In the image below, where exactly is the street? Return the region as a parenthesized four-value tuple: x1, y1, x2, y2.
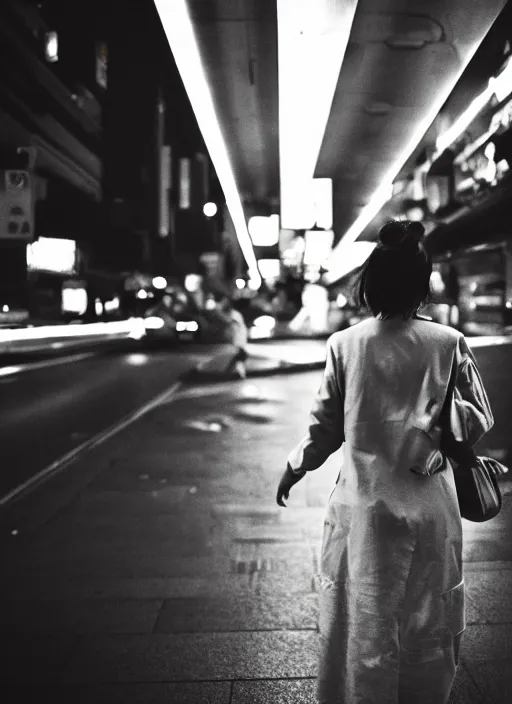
(1, 342, 512, 703)
(0, 344, 224, 501)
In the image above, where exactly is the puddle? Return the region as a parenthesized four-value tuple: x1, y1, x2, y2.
(182, 416, 231, 433)
(183, 420, 222, 433)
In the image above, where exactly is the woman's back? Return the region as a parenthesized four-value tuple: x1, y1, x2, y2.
(334, 318, 460, 510)
(341, 317, 456, 428)
(300, 319, 492, 703)
(280, 220, 495, 704)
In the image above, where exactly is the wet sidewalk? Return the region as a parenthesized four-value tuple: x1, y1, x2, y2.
(189, 338, 327, 382)
(2, 349, 512, 703)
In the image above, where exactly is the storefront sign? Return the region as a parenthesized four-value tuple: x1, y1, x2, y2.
(27, 237, 76, 274)
(453, 96, 512, 203)
(0, 170, 34, 241)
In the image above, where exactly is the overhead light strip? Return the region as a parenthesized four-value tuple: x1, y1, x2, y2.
(326, 25, 508, 282)
(436, 54, 512, 154)
(153, 0, 261, 287)
(277, 0, 359, 230)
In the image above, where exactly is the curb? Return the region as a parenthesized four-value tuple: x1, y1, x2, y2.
(185, 357, 326, 384)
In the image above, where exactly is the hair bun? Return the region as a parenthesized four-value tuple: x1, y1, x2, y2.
(406, 221, 425, 240)
(379, 220, 425, 251)
(379, 221, 407, 247)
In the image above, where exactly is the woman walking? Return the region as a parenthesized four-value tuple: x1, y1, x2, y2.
(276, 220, 494, 704)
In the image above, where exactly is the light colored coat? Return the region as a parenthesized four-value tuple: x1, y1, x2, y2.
(288, 317, 494, 704)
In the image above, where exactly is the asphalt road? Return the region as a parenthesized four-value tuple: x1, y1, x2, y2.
(0, 345, 219, 501)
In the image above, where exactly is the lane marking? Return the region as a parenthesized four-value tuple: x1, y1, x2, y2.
(0, 380, 182, 507)
(0, 318, 145, 344)
(0, 352, 97, 378)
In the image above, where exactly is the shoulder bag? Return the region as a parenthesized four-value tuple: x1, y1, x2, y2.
(439, 358, 506, 522)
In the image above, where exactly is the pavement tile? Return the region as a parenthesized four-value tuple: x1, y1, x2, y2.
(64, 486, 197, 515)
(3, 634, 79, 684)
(3, 357, 512, 699)
(22, 535, 214, 567)
(8, 551, 231, 581)
(37, 510, 212, 545)
(230, 668, 483, 704)
(463, 537, 512, 563)
(463, 561, 512, 572)
(466, 659, 512, 704)
(154, 595, 318, 632)
(231, 678, 317, 703)
(447, 664, 485, 704)
(465, 570, 512, 624)
(63, 631, 319, 683)
(460, 625, 512, 664)
(3, 569, 317, 602)
(231, 523, 308, 544)
(85, 452, 212, 491)
(3, 682, 232, 704)
(0, 598, 163, 634)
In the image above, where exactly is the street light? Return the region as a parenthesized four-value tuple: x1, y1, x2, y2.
(45, 31, 59, 62)
(152, 276, 167, 290)
(203, 202, 218, 217)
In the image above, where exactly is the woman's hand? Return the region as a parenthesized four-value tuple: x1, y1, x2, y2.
(276, 464, 307, 507)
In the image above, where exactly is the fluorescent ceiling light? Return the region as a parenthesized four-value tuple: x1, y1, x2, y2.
(490, 55, 512, 102)
(313, 178, 333, 230)
(436, 90, 492, 154)
(326, 26, 507, 283)
(277, 0, 358, 229)
(153, 0, 261, 288)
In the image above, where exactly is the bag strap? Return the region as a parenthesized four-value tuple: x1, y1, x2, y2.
(438, 351, 478, 467)
(439, 355, 457, 429)
(413, 316, 478, 466)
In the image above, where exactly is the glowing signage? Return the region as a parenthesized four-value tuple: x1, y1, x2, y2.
(248, 215, 280, 246)
(258, 258, 281, 280)
(303, 229, 334, 267)
(27, 237, 77, 275)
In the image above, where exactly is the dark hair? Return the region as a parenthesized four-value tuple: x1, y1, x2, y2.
(356, 219, 432, 319)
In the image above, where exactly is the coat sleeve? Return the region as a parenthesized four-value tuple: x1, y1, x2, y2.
(287, 336, 345, 474)
(450, 335, 494, 447)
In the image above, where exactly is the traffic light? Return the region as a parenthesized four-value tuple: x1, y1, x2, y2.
(0, 170, 34, 241)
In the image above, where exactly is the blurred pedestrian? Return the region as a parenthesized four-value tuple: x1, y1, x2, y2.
(220, 296, 248, 379)
(276, 219, 494, 704)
